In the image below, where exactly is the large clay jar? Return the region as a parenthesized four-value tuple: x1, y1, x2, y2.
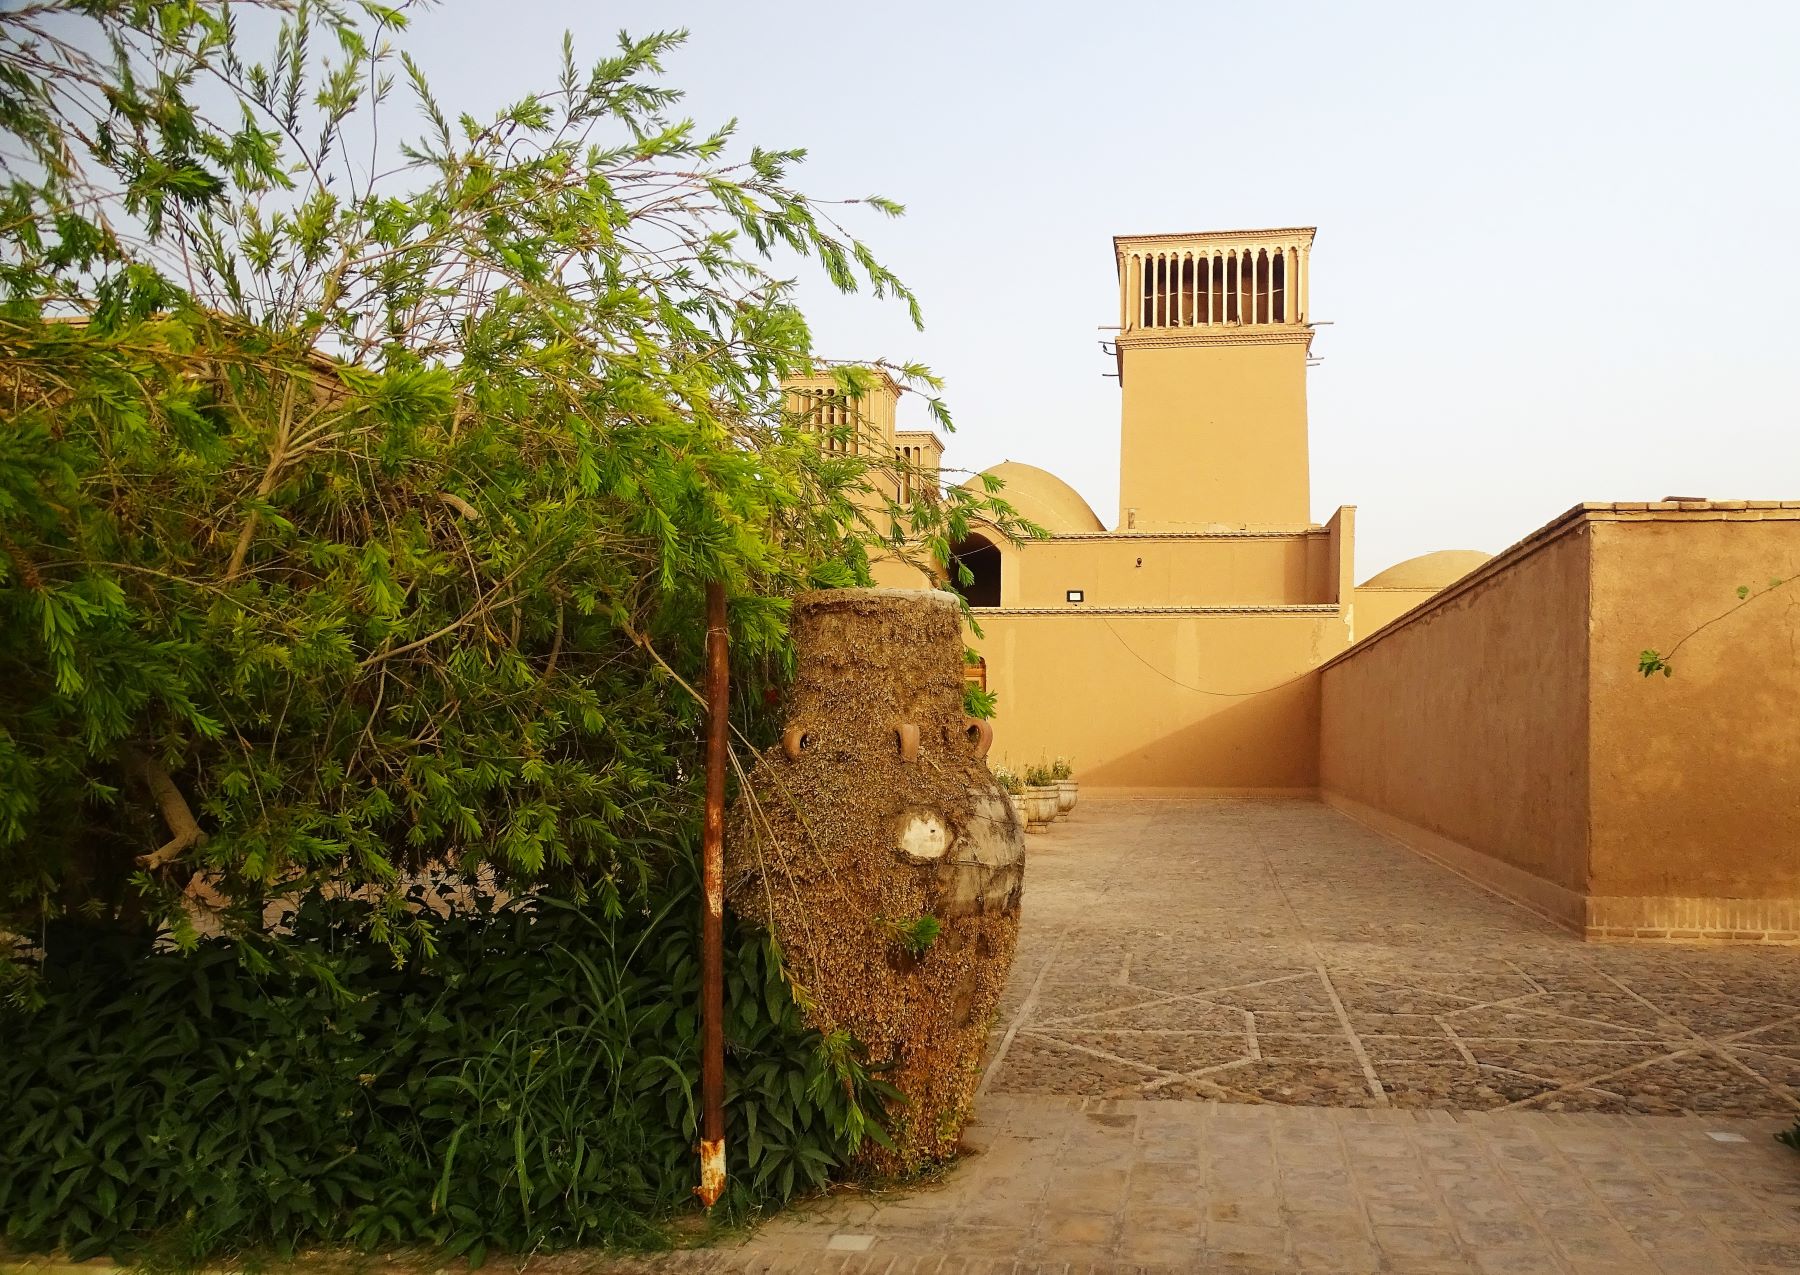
(726, 589, 1024, 1172)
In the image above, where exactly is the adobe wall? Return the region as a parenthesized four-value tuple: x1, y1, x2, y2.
(1117, 341, 1311, 531)
(975, 609, 1344, 791)
(1003, 533, 1332, 609)
(1319, 523, 1593, 924)
(1350, 586, 1442, 639)
(1321, 502, 1800, 942)
(1584, 511, 1800, 937)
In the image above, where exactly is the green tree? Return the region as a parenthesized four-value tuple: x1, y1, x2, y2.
(0, 0, 1023, 977)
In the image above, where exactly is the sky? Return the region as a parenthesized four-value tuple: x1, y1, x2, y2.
(402, 0, 1800, 577)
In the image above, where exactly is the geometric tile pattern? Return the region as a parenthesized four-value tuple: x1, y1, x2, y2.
(621, 798, 1800, 1275)
(984, 798, 1800, 1118)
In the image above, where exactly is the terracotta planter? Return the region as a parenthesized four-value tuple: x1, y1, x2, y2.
(1055, 779, 1078, 814)
(1024, 786, 1058, 830)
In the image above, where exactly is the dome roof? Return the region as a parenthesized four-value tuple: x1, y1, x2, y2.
(959, 461, 1105, 535)
(1361, 549, 1492, 591)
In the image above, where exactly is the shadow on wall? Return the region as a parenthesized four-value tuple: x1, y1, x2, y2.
(995, 668, 1322, 792)
(949, 534, 1002, 608)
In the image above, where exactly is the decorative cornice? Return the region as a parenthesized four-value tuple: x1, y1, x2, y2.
(1114, 227, 1317, 257)
(1037, 528, 1324, 541)
(894, 429, 946, 451)
(781, 367, 902, 397)
(976, 604, 1341, 616)
(1116, 327, 1315, 350)
(963, 520, 1326, 543)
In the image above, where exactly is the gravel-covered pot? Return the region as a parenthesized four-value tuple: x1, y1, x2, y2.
(726, 588, 1024, 1172)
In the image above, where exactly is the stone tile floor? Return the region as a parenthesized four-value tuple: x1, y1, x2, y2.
(982, 799, 1800, 1115)
(721, 1098, 1800, 1274)
(621, 798, 1800, 1272)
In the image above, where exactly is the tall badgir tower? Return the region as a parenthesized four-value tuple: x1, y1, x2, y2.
(792, 227, 1489, 790)
(1114, 229, 1314, 534)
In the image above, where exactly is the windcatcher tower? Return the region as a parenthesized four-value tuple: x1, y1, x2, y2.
(1113, 228, 1315, 531)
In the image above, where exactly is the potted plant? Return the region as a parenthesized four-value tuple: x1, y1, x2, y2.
(992, 766, 1024, 824)
(1051, 756, 1077, 815)
(1023, 763, 1059, 830)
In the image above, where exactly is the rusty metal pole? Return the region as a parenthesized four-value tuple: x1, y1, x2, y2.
(696, 580, 729, 1207)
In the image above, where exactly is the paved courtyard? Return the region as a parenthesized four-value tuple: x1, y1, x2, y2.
(655, 798, 1800, 1273)
(983, 798, 1800, 1115)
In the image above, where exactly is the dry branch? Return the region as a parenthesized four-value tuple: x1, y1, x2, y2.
(124, 745, 207, 869)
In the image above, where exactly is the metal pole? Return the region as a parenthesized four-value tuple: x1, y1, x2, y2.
(696, 579, 729, 1207)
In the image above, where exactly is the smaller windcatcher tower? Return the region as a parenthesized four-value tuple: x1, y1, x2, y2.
(781, 369, 909, 528)
(782, 370, 899, 459)
(1113, 228, 1315, 531)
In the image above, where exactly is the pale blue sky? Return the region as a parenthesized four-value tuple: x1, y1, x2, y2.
(408, 0, 1799, 577)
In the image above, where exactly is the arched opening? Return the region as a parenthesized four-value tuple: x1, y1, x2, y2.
(948, 532, 1002, 607)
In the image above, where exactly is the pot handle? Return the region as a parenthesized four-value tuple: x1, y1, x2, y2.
(781, 726, 810, 760)
(963, 717, 993, 759)
(896, 722, 920, 762)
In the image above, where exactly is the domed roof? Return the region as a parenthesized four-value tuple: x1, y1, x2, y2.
(959, 461, 1105, 535)
(1362, 549, 1492, 591)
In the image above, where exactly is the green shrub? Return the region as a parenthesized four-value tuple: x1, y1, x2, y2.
(1050, 757, 1073, 781)
(0, 3, 1030, 974)
(1023, 764, 1054, 788)
(0, 866, 893, 1265)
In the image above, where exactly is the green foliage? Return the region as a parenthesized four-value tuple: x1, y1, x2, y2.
(1049, 756, 1073, 781)
(961, 681, 998, 720)
(1638, 577, 1796, 680)
(891, 914, 941, 957)
(1023, 763, 1054, 789)
(991, 767, 1022, 796)
(0, 870, 895, 1263)
(0, 3, 1029, 960)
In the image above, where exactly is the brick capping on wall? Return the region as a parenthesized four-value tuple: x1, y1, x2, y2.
(1322, 501, 1800, 674)
(1008, 528, 1329, 541)
(1324, 792, 1800, 944)
(974, 604, 1341, 616)
(1083, 786, 1321, 799)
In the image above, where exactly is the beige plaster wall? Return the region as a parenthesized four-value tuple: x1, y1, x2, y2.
(1321, 503, 1800, 940)
(976, 609, 1347, 790)
(868, 552, 937, 591)
(1319, 526, 1594, 893)
(1117, 341, 1310, 531)
(1002, 533, 1333, 609)
(1586, 514, 1800, 902)
(1350, 587, 1442, 640)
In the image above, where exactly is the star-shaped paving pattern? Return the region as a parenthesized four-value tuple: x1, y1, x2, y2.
(984, 799, 1800, 1117)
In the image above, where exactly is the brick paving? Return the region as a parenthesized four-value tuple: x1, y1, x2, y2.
(630, 797, 1800, 1272)
(724, 1099, 1800, 1274)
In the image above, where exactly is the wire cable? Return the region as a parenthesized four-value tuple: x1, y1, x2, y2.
(1100, 617, 1320, 699)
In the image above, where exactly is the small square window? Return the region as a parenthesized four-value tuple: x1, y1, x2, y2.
(1066, 590, 1084, 604)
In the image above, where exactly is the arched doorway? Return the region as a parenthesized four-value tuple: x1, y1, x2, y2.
(948, 533, 1002, 608)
